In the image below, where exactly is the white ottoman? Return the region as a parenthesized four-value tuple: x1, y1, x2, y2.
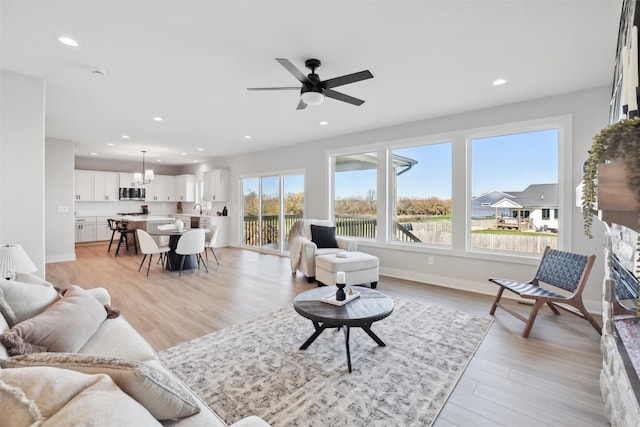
(315, 252, 379, 288)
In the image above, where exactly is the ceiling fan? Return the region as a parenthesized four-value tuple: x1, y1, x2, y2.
(247, 58, 373, 110)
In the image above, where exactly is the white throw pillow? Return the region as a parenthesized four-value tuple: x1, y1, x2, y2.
(1, 353, 200, 420)
(0, 279, 60, 326)
(0, 365, 162, 427)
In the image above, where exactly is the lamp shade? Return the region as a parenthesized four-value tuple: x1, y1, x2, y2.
(0, 244, 37, 279)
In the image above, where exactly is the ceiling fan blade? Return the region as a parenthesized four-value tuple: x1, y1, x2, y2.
(323, 70, 373, 89)
(324, 89, 365, 106)
(296, 99, 307, 110)
(276, 58, 310, 84)
(247, 87, 300, 91)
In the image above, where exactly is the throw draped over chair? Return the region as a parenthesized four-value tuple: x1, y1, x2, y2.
(288, 219, 357, 283)
(136, 229, 171, 276)
(204, 224, 219, 265)
(488, 246, 600, 338)
(175, 229, 208, 276)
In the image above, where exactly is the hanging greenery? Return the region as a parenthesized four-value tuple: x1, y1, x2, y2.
(582, 116, 640, 237)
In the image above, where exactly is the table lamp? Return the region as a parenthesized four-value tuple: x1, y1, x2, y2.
(0, 244, 37, 280)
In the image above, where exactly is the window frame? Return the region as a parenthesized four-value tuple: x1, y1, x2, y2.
(326, 114, 572, 262)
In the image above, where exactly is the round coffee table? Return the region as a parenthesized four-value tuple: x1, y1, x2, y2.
(293, 286, 394, 372)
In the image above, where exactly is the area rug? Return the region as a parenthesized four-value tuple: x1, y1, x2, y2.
(159, 298, 492, 426)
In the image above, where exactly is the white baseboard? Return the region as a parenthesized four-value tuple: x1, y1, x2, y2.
(379, 266, 601, 315)
(46, 253, 76, 263)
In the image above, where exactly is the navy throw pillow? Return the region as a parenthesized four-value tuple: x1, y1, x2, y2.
(311, 225, 338, 248)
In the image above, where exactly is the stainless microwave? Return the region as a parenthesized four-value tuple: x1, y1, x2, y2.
(119, 187, 145, 201)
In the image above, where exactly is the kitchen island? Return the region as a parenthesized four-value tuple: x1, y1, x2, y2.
(119, 215, 175, 232)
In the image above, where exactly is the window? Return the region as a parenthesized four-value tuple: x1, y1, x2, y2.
(470, 128, 559, 254)
(390, 142, 452, 246)
(334, 152, 377, 239)
(242, 173, 304, 253)
(328, 116, 568, 259)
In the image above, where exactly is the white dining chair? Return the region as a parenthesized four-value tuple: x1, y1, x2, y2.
(204, 224, 220, 265)
(175, 229, 208, 276)
(136, 229, 171, 276)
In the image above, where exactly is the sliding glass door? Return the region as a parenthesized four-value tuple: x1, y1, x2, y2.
(242, 172, 304, 254)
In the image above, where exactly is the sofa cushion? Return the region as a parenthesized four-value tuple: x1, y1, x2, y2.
(311, 224, 338, 248)
(0, 288, 16, 327)
(1, 353, 200, 421)
(2, 285, 106, 355)
(79, 316, 157, 362)
(0, 279, 60, 326)
(0, 365, 162, 426)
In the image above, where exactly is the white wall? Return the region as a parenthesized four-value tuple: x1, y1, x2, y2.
(45, 138, 75, 262)
(0, 70, 46, 276)
(192, 86, 610, 312)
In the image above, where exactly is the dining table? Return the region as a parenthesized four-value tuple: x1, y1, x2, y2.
(147, 228, 197, 271)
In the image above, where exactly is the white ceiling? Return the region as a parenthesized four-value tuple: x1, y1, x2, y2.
(0, 0, 622, 165)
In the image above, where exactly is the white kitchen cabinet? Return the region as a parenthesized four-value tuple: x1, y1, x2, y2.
(75, 217, 97, 242)
(146, 175, 173, 201)
(75, 171, 94, 201)
(93, 172, 119, 201)
(203, 169, 229, 202)
(96, 216, 114, 241)
(174, 174, 195, 202)
(119, 172, 139, 188)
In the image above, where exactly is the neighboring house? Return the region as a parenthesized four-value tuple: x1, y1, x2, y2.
(472, 184, 558, 231)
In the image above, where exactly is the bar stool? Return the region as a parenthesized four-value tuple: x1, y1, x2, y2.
(114, 220, 138, 256)
(107, 218, 120, 253)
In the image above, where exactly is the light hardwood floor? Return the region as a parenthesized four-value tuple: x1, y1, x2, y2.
(47, 244, 609, 426)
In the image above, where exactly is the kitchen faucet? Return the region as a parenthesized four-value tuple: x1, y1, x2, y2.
(194, 203, 203, 215)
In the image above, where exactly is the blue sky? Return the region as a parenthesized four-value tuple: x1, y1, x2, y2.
(335, 128, 558, 199)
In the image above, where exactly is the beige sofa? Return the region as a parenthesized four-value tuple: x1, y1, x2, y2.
(288, 219, 357, 282)
(0, 274, 270, 427)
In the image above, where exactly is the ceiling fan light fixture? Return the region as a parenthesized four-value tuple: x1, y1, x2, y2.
(301, 91, 325, 106)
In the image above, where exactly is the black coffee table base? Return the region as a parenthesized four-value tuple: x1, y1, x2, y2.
(300, 320, 386, 373)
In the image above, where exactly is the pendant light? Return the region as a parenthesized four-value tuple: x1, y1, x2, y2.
(134, 150, 154, 185)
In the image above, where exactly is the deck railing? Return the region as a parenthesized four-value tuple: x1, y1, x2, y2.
(243, 214, 422, 247)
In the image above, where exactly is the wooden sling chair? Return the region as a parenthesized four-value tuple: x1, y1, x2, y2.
(488, 246, 601, 338)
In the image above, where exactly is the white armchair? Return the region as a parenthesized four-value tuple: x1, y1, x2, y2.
(288, 219, 357, 282)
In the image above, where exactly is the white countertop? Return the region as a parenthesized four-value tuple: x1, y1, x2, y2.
(119, 215, 174, 222)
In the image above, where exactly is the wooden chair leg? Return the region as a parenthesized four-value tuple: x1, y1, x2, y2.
(490, 287, 505, 315)
(522, 301, 545, 338)
(546, 302, 561, 315)
(574, 301, 602, 334)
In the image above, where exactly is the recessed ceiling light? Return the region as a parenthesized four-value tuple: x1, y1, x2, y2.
(107, 143, 114, 147)
(244, 135, 252, 139)
(197, 148, 204, 151)
(319, 121, 328, 126)
(90, 152, 98, 156)
(122, 135, 130, 139)
(192, 160, 198, 163)
(156, 159, 162, 162)
(58, 36, 79, 47)
(153, 117, 163, 122)
(180, 152, 187, 156)
(492, 78, 507, 86)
